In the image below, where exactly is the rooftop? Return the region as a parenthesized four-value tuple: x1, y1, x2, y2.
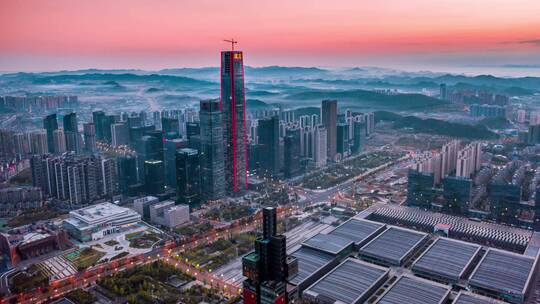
(289, 247, 335, 286)
(71, 202, 131, 221)
(301, 233, 353, 255)
(468, 248, 537, 297)
(65, 202, 140, 228)
(304, 258, 388, 304)
(327, 218, 385, 246)
(452, 291, 505, 304)
(150, 200, 175, 210)
(412, 237, 481, 282)
(359, 226, 427, 266)
(369, 205, 532, 251)
(377, 275, 450, 304)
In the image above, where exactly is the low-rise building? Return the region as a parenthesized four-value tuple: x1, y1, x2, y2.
(0, 221, 69, 266)
(63, 202, 141, 242)
(149, 200, 189, 228)
(0, 186, 44, 217)
(133, 196, 159, 219)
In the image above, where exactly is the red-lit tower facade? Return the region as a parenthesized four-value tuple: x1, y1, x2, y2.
(221, 49, 248, 195)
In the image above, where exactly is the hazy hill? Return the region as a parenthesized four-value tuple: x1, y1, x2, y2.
(286, 89, 447, 110)
(375, 111, 498, 139)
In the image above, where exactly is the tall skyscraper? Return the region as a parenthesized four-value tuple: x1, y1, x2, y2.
(321, 99, 337, 161)
(313, 125, 327, 168)
(92, 111, 105, 140)
(199, 100, 226, 201)
(351, 121, 366, 155)
(221, 48, 248, 194)
(136, 131, 164, 182)
(43, 114, 58, 153)
(111, 123, 129, 147)
(93, 111, 114, 143)
(117, 154, 138, 195)
(164, 138, 187, 188)
(83, 123, 97, 153)
(144, 160, 164, 195)
(176, 148, 201, 209)
(336, 123, 349, 156)
(101, 158, 118, 197)
(257, 116, 279, 177)
(63, 112, 78, 133)
(284, 128, 301, 178)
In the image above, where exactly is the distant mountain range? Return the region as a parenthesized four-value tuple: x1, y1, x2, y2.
(286, 89, 447, 110)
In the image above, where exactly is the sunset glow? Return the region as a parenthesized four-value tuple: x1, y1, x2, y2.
(1, 0, 540, 71)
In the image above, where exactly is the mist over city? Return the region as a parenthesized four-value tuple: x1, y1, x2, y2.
(1, 1, 540, 304)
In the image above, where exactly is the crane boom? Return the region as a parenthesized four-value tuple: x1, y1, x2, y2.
(223, 38, 238, 51)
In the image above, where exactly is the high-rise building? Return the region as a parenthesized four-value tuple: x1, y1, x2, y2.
(321, 100, 337, 161)
(111, 123, 129, 147)
(30, 153, 115, 206)
(136, 131, 164, 182)
(162, 117, 180, 138)
(351, 121, 366, 155)
(221, 49, 248, 194)
(144, 160, 164, 195)
(53, 129, 67, 154)
(164, 138, 187, 188)
(440, 83, 448, 100)
(176, 148, 201, 209)
(43, 114, 58, 153)
(284, 128, 301, 178)
(258, 116, 279, 177)
(100, 158, 118, 197)
(199, 100, 225, 201)
(13, 133, 30, 155)
(83, 123, 97, 153)
(63, 112, 78, 133)
(117, 154, 138, 195)
(64, 131, 81, 154)
(186, 122, 200, 140)
(529, 125, 540, 144)
(242, 207, 288, 304)
(92, 111, 114, 143)
(407, 169, 436, 209)
(336, 123, 349, 156)
(456, 142, 482, 178)
(29, 131, 49, 155)
(313, 125, 327, 168)
(92, 111, 106, 140)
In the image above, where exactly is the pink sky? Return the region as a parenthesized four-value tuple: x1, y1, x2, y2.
(1, 0, 540, 72)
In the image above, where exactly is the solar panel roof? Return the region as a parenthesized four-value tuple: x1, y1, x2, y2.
(468, 248, 536, 297)
(328, 219, 385, 246)
(359, 226, 427, 265)
(302, 233, 353, 255)
(452, 291, 505, 304)
(304, 258, 389, 304)
(377, 275, 451, 304)
(412, 237, 481, 282)
(289, 247, 335, 285)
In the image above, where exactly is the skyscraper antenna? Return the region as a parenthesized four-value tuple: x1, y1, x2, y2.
(223, 38, 238, 51)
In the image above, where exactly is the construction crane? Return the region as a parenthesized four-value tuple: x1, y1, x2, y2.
(223, 38, 238, 51)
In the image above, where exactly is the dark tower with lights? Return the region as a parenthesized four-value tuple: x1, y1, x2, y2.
(242, 207, 289, 304)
